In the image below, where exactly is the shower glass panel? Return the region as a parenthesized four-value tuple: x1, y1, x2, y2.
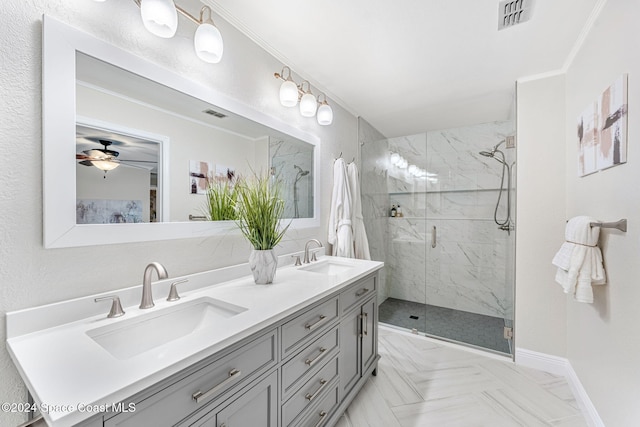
(359, 118, 515, 356)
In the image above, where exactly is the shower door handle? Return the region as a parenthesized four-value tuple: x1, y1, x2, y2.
(431, 226, 437, 248)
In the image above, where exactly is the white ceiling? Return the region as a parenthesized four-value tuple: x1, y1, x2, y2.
(206, 0, 600, 137)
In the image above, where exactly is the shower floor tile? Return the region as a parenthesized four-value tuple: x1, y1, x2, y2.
(379, 297, 511, 354)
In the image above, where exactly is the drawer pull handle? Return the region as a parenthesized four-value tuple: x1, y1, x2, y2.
(363, 312, 368, 336)
(305, 347, 327, 367)
(305, 314, 327, 331)
(313, 411, 328, 427)
(192, 369, 242, 404)
(305, 378, 328, 402)
(355, 288, 369, 297)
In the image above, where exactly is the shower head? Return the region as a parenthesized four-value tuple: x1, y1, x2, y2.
(479, 151, 494, 157)
(294, 165, 310, 177)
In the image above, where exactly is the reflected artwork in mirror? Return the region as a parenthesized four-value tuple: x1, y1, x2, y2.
(43, 16, 320, 248)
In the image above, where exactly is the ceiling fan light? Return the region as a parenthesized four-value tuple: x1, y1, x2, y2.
(140, 0, 178, 39)
(280, 80, 298, 107)
(194, 22, 224, 63)
(317, 102, 333, 125)
(300, 92, 317, 117)
(91, 160, 120, 171)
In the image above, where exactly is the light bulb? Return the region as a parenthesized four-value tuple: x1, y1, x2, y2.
(140, 0, 178, 39)
(317, 103, 333, 125)
(390, 153, 400, 165)
(299, 92, 317, 117)
(279, 80, 298, 107)
(194, 22, 223, 63)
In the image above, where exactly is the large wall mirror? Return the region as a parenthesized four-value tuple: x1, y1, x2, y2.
(43, 16, 320, 248)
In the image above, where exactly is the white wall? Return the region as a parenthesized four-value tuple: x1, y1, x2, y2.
(76, 163, 151, 222)
(0, 1, 357, 425)
(516, 0, 640, 423)
(515, 74, 568, 356)
(564, 0, 640, 424)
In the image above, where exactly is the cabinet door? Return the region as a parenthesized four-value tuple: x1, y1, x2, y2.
(192, 371, 278, 427)
(361, 298, 377, 373)
(338, 307, 361, 397)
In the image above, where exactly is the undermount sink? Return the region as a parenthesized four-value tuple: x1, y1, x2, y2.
(299, 259, 356, 276)
(87, 297, 247, 360)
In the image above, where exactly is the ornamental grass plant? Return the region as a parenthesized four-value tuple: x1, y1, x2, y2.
(203, 179, 238, 221)
(235, 174, 289, 250)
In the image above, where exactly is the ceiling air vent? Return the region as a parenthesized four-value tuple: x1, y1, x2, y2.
(203, 109, 227, 118)
(498, 0, 532, 30)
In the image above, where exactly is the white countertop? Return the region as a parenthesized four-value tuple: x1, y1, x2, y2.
(6, 255, 383, 427)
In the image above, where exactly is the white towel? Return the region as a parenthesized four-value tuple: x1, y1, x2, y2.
(328, 158, 354, 258)
(347, 162, 371, 260)
(552, 216, 606, 303)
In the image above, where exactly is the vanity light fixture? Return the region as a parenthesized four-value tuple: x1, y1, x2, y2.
(274, 66, 334, 125)
(95, 0, 224, 63)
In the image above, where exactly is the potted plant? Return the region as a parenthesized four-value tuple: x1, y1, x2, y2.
(235, 173, 290, 284)
(202, 178, 238, 221)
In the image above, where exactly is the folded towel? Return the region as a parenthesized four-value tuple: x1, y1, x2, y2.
(552, 216, 606, 303)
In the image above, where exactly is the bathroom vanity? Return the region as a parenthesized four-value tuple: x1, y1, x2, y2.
(6, 256, 382, 427)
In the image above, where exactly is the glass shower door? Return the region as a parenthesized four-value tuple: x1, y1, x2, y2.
(423, 123, 515, 354)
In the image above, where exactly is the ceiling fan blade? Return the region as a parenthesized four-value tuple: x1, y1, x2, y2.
(120, 159, 158, 163)
(78, 160, 94, 167)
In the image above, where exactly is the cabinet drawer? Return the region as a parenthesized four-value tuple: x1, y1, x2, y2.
(340, 275, 376, 314)
(295, 380, 339, 427)
(282, 356, 338, 427)
(281, 297, 338, 357)
(105, 330, 277, 427)
(282, 327, 339, 396)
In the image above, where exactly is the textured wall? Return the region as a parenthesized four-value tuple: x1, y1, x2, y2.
(0, 1, 357, 425)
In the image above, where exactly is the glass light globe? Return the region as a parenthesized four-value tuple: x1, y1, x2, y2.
(140, 0, 177, 38)
(390, 153, 400, 165)
(317, 103, 333, 125)
(299, 92, 317, 117)
(91, 160, 120, 171)
(279, 80, 298, 107)
(194, 22, 223, 63)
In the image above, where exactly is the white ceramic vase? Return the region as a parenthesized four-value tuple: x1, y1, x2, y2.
(249, 249, 278, 284)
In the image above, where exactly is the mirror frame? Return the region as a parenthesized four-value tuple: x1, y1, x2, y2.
(42, 16, 321, 248)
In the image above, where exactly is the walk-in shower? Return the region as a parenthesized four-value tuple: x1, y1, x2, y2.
(358, 118, 516, 355)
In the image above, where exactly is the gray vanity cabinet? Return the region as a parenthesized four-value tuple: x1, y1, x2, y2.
(189, 371, 278, 427)
(339, 275, 378, 398)
(95, 271, 380, 427)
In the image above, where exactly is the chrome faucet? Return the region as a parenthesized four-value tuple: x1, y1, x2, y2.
(140, 262, 168, 309)
(303, 239, 323, 264)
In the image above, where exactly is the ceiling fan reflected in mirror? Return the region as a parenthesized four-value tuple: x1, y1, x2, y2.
(76, 139, 156, 178)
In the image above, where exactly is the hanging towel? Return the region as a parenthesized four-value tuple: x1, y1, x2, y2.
(552, 216, 606, 303)
(347, 162, 371, 260)
(328, 158, 354, 257)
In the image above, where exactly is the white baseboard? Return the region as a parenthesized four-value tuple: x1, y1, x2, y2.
(515, 348, 605, 427)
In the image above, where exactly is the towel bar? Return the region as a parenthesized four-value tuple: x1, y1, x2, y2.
(589, 219, 627, 232)
(188, 214, 207, 221)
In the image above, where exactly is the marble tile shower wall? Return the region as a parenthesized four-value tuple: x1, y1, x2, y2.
(358, 118, 391, 302)
(386, 121, 515, 319)
(270, 137, 314, 219)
